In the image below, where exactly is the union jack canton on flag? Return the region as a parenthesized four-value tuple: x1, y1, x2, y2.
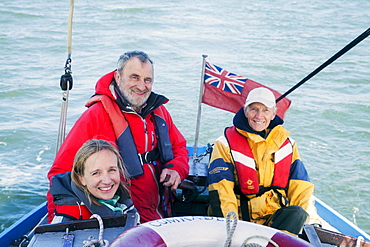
(204, 63, 247, 95)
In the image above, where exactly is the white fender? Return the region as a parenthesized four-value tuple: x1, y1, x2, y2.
(109, 216, 313, 247)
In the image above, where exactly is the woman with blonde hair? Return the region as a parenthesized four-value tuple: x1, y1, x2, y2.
(50, 139, 139, 223)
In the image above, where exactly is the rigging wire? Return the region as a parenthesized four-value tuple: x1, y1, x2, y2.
(56, 0, 74, 153)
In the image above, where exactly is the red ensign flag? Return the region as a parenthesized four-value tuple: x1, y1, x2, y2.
(202, 62, 291, 119)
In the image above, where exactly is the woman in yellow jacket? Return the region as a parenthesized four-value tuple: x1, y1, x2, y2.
(208, 87, 321, 235)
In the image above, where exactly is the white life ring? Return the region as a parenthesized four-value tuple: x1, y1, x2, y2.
(109, 216, 313, 247)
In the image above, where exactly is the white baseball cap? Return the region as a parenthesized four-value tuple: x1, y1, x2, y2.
(244, 87, 276, 108)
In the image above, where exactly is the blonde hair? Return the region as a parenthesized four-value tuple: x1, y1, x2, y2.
(71, 139, 130, 205)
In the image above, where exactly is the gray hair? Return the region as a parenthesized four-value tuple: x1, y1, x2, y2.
(116, 50, 153, 74)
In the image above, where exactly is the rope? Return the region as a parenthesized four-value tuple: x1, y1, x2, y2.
(56, 87, 70, 152)
(224, 211, 238, 247)
(241, 235, 279, 247)
(356, 236, 364, 247)
(241, 244, 262, 247)
(56, 0, 74, 153)
(17, 213, 48, 247)
(223, 211, 279, 247)
(67, 0, 74, 55)
(193, 143, 213, 164)
(82, 214, 109, 247)
(18, 235, 29, 247)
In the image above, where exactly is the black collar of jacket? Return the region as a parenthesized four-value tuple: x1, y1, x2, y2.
(113, 82, 168, 119)
(233, 107, 284, 138)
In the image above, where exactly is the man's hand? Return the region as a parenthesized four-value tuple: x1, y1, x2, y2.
(159, 168, 181, 190)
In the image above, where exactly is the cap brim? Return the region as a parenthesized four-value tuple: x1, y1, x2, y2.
(245, 99, 275, 108)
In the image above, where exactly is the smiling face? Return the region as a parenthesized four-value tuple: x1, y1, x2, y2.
(78, 149, 121, 201)
(114, 56, 153, 112)
(244, 102, 276, 132)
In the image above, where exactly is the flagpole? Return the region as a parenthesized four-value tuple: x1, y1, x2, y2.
(193, 54, 208, 162)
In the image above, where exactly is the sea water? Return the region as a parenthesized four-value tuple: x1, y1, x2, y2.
(0, 0, 369, 234)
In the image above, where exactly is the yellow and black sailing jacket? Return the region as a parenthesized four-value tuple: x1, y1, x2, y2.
(207, 108, 321, 225)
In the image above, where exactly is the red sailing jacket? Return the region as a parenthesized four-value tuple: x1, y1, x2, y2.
(225, 126, 292, 195)
(47, 70, 189, 223)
